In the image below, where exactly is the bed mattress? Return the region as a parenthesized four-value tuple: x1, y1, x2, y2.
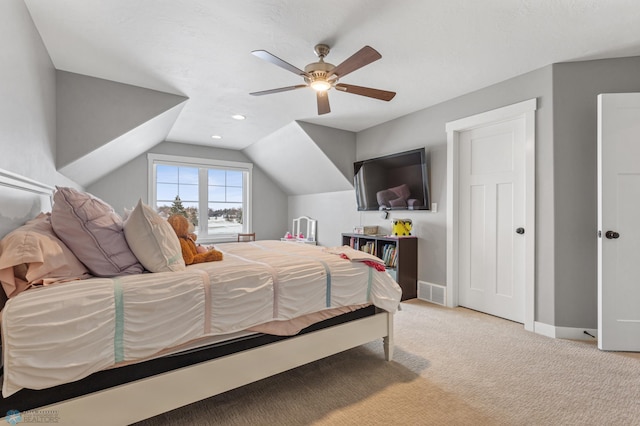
(1, 241, 401, 396)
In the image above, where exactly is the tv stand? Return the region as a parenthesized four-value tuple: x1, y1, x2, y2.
(341, 233, 417, 300)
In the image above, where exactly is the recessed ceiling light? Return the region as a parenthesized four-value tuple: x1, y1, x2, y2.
(211, 135, 222, 139)
(232, 114, 246, 120)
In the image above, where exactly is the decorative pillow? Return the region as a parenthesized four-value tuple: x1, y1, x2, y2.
(123, 200, 186, 273)
(50, 187, 144, 277)
(0, 213, 92, 299)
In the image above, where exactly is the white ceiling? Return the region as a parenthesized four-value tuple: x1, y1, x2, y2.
(25, 0, 640, 151)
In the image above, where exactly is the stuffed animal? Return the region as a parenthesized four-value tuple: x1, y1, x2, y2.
(167, 214, 223, 264)
(392, 219, 413, 236)
(186, 221, 207, 253)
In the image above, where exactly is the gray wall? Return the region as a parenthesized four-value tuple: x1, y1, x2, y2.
(288, 191, 360, 247)
(55, 71, 187, 187)
(243, 122, 355, 196)
(358, 66, 556, 324)
(296, 121, 357, 183)
(56, 71, 187, 169)
(88, 141, 288, 241)
(552, 56, 640, 328)
(6, 0, 640, 330)
(0, 0, 78, 188)
(292, 66, 558, 323)
(293, 56, 640, 330)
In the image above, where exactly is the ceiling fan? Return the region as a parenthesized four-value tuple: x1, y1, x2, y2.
(249, 44, 396, 115)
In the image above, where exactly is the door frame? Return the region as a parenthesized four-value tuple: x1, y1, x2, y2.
(445, 98, 537, 331)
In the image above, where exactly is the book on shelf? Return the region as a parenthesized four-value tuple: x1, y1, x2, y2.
(349, 237, 356, 249)
(381, 243, 398, 268)
(359, 241, 376, 256)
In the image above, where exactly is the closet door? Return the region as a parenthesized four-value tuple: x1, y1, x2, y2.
(458, 118, 526, 323)
(597, 93, 640, 351)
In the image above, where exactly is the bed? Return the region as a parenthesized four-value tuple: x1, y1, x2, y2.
(0, 169, 401, 425)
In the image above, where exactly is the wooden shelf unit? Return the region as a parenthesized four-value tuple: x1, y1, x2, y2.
(342, 233, 417, 300)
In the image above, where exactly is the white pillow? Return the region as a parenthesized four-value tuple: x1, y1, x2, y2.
(123, 200, 185, 272)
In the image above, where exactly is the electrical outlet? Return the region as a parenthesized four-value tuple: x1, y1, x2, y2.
(431, 203, 438, 213)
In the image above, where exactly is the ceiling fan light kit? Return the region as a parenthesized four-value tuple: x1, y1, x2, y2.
(310, 80, 331, 92)
(250, 44, 395, 115)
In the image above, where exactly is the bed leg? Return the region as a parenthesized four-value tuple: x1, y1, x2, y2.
(383, 313, 394, 361)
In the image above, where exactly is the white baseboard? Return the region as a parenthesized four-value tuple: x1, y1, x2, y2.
(534, 322, 598, 341)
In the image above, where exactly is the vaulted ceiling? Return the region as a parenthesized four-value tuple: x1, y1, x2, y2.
(25, 0, 640, 152)
(21, 0, 640, 191)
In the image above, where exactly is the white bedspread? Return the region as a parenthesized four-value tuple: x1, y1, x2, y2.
(1, 241, 401, 396)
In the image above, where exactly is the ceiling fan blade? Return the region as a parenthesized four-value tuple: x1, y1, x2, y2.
(250, 85, 307, 96)
(251, 50, 309, 76)
(327, 46, 382, 79)
(335, 83, 396, 101)
(317, 91, 331, 115)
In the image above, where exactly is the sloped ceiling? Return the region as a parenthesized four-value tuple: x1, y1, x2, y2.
(24, 0, 640, 151)
(243, 121, 356, 196)
(55, 69, 354, 192)
(56, 71, 187, 186)
(23, 1, 640, 192)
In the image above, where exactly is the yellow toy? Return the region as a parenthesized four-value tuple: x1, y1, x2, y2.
(392, 219, 412, 236)
(167, 214, 223, 264)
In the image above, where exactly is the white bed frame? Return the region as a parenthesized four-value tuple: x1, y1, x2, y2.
(44, 312, 393, 425)
(0, 169, 55, 239)
(0, 169, 395, 425)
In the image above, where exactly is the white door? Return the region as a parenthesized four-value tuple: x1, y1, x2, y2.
(458, 118, 526, 323)
(597, 93, 640, 351)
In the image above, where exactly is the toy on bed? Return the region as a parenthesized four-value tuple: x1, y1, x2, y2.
(167, 214, 223, 264)
(185, 220, 208, 253)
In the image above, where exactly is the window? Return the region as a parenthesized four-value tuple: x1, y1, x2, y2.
(148, 153, 252, 242)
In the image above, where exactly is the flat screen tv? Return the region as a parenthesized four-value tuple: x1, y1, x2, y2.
(354, 148, 430, 211)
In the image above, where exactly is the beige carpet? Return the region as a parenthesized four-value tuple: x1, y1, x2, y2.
(135, 300, 640, 426)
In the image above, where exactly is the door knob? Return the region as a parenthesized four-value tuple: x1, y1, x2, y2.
(605, 230, 620, 239)
(516, 227, 525, 235)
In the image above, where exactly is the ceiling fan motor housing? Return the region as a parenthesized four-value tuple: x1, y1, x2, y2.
(305, 44, 336, 87)
(304, 62, 335, 85)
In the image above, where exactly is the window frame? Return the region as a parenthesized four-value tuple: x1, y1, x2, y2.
(148, 153, 252, 243)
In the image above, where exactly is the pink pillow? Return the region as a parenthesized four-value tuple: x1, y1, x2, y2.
(50, 187, 144, 277)
(0, 213, 92, 299)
